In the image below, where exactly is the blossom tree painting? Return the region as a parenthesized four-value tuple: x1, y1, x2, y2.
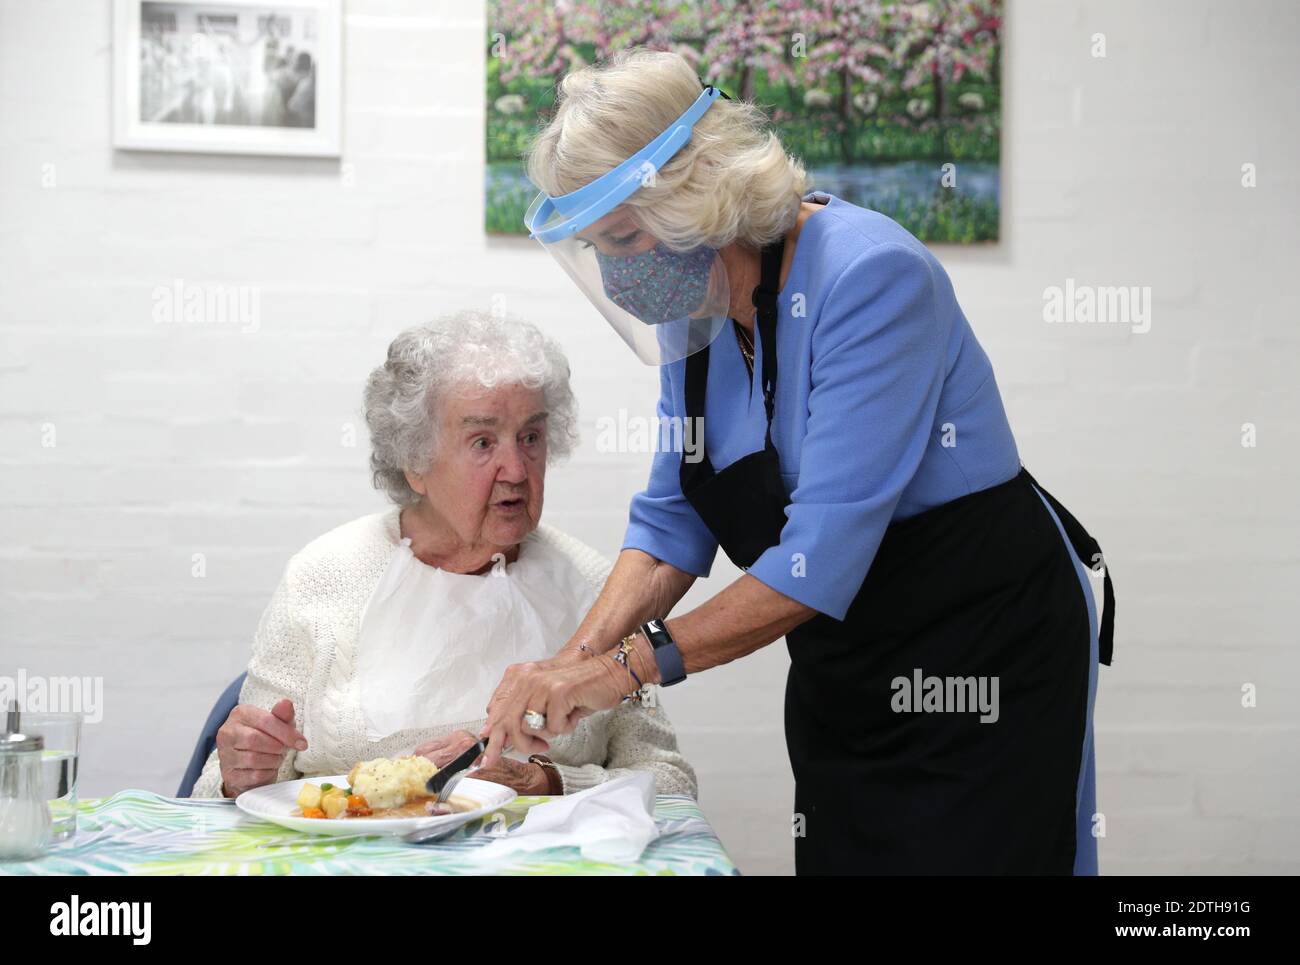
(487, 0, 1002, 242)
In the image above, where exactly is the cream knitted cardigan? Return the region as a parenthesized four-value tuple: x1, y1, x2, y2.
(190, 508, 697, 799)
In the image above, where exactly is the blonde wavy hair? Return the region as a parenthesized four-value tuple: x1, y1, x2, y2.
(524, 47, 809, 251)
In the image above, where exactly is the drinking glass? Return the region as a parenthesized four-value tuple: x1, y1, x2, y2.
(20, 713, 81, 842)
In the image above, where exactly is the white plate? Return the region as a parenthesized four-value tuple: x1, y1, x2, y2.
(235, 775, 516, 837)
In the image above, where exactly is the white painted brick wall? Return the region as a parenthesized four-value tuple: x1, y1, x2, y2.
(1, 0, 1297, 875)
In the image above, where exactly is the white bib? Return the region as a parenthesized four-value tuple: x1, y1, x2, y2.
(357, 532, 597, 739)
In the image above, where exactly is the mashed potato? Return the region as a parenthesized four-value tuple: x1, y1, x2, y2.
(346, 756, 438, 811)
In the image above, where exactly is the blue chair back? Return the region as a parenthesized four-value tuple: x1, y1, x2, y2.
(176, 673, 246, 797)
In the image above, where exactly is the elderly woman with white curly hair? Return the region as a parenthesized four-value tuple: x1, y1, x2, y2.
(190, 310, 696, 800)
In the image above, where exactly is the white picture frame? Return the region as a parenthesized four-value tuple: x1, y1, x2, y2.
(113, 0, 342, 157)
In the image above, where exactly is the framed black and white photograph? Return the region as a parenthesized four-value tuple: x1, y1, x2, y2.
(112, 0, 341, 156)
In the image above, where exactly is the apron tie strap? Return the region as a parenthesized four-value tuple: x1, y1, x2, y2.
(752, 241, 783, 445)
(1022, 469, 1115, 666)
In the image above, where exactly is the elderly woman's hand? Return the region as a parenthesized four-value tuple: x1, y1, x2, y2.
(415, 729, 549, 794)
(413, 729, 480, 768)
(470, 756, 551, 795)
(216, 698, 308, 798)
(479, 652, 638, 767)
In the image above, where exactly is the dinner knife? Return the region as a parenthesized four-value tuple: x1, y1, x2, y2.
(425, 738, 486, 799)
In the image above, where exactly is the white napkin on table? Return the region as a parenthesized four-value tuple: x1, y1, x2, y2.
(472, 772, 659, 864)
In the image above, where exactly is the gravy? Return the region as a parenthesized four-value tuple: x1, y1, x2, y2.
(339, 794, 475, 820)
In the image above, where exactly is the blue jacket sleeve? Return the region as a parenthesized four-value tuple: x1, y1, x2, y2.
(621, 362, 720, 577)
(747, 242, 949, 620)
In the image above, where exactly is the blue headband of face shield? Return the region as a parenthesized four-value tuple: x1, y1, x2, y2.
(524, 85, 729, 242)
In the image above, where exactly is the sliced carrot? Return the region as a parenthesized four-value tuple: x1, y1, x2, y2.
(347, 794, 368, 810)
(301, 807, 326, 819)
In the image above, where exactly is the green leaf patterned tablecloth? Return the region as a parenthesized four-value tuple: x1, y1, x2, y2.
(1, 789, 741, 876)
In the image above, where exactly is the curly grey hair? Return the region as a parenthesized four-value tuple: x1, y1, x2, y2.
(363, 310, 579, 504)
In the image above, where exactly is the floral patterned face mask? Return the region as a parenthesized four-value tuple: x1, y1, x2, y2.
(594, 243, 717, 326)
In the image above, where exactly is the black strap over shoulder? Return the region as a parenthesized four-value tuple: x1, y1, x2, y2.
(753, 240, 783, 448)
(683, 238, 785, 457)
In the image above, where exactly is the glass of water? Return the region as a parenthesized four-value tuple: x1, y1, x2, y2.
(20, 713, 81, 842)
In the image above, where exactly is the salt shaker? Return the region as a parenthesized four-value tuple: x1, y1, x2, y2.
(0, 732, 52, 861)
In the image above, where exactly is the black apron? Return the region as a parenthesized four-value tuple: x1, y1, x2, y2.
(680, 240, 1114, 875)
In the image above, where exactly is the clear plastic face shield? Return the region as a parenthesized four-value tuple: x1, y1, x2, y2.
(524, 86, 732, 366)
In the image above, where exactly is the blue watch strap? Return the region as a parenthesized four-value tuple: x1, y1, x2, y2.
(640, 619, 686, 687)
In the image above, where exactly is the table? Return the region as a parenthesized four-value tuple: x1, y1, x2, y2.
(1, 789, 741, 875)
